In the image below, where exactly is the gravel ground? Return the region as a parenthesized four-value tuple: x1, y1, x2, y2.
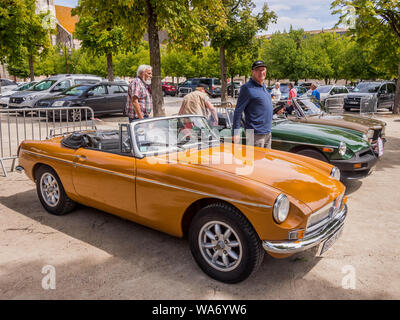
(0, 98, 399, 299)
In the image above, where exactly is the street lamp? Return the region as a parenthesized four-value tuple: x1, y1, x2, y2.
(59, 45, 72, 74)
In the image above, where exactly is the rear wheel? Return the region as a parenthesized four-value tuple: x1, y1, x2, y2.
(189, 203, 264, 283)
(36, 166, 76, 215)
(296, 149, 327, 162)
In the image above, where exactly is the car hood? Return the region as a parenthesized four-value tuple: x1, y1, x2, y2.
(10, 90, 49, 98)
(319, 114, 385, 129)
(272, 120, 370, 153)
(188, 143, 343, 212)
(347, 92, 376, 98)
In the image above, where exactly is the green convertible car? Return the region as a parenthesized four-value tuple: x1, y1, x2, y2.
(218, 108, 378, 180)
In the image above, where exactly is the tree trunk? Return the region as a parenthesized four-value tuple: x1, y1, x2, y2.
(394, 58, 400, 114)
(219, 46, 228, 103)
(107, 53, 114, 82)
(146, 0, 165, 117)
(29, 55, 34, 81)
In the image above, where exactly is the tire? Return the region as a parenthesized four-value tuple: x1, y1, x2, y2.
(189, 203, 264, 283)
(296, 149, 327, 162)
(36, 166, 76, 215)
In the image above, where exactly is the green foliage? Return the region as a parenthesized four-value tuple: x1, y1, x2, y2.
(0, 0, 53, 78)
(114, 43, 151, 77)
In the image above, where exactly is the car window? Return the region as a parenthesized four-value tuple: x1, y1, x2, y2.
(31, 80, 57, 91)
(387, 84, 395, 94)
(107, 85, 124, 94)
(379, 84, 387, 93)
(88, 85, 106, 96)
(54, 80, 71, 91)
(199, 79, 211, 86)
(119, 85, 128, 92)
(317, 85, 332, 93)
(64, 85, 91, 96)
(214, 79, 221, 86)
(353, 82, 381, 93)
(1, 79, 15, 86)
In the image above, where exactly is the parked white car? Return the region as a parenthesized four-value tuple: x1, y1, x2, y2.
(8, 74, 102, 109)
(317, 85, 349, 102)
(0, 82, 38, 108)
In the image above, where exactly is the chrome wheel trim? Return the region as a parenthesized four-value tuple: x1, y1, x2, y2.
(198, 220, 243, 272)
(40, 173, 60, 207)
(71, 109, 81, 121)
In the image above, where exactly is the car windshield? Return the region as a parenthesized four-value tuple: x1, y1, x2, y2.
(17, 82, 36, 91)
(353, 83, 380, 93)
(64, 85, 91, 96)
(295, 98, 324, 116)
(317, 85, 332, 93)
(30, 80, 56, 91)
(133, 116, 220, 155)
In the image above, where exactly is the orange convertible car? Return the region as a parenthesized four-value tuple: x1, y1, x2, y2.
(17, 115, 347, 283)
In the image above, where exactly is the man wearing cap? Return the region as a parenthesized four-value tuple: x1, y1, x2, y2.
(232, 60, 273, 149)
(178, 83, 218, 126)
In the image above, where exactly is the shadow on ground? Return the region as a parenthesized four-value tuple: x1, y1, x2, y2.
(0, 189, 393, 299)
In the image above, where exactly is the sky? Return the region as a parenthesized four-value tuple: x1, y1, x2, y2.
(54, 0, 342, 34)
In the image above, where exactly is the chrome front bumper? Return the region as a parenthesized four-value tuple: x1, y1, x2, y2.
(262, 205, 347, 254)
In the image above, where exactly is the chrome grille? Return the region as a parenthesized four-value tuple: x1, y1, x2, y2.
(305, 193, 345, 239)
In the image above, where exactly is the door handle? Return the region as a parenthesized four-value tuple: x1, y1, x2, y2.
(75, 155, 87, 161)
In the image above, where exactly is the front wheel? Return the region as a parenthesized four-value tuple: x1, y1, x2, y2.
(36, 166, 76, 215)
(189, 203, 264, 283)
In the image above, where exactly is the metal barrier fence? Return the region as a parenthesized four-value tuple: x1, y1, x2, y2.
(324, 96, 345, 113)
(360, 96, 378, 114)
(0, 106, 95, 177)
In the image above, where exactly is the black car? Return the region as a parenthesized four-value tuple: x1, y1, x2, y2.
(36, 82, 128, 118)
(344, 81, 396, 111)
(178, 78, 221, 98)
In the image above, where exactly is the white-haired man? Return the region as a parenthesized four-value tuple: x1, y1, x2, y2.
(270, 82, 281, 103)
(125, 64, 152, 122)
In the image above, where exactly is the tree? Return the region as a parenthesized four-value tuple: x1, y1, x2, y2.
(75, 0, 227, 117)
(0, 0, 53, 81)
(72, 5, 133, 81)
(332, 0, 400, 113)
(209, 0, 276, 101)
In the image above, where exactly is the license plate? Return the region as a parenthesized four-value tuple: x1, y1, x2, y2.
(318, 226, 344, 255)
(349, 101, 359, 104)
(378, 137, 384, 157)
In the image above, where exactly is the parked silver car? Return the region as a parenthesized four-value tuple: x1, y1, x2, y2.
(8, 74, 102, 110)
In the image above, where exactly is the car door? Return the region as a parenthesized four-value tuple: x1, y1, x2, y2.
(84, 85, 107, 114)
(71, 127, 136, 219)
(105, 84, 127, 114)
(377, 84, 388, 109)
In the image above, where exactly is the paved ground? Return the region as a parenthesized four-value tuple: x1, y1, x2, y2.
(0, 97, 399, 299)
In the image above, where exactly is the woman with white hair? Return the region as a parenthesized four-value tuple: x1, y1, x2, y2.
(125, 64, 153, 122)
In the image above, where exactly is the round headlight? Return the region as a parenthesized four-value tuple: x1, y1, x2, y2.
(273, 194, 290, 224)
(338, 141, 347, 156)
(330, 166, 341, 180)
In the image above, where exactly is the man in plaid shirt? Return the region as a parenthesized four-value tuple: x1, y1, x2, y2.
(125, 64, 153, 122)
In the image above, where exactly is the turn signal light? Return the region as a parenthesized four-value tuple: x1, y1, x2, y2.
(288, 229, 305, 240)
(354, 163, 362, 169)
(323, 147, 334, 153)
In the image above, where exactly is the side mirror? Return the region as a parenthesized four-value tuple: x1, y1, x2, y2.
(86, 92, 94, 97)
